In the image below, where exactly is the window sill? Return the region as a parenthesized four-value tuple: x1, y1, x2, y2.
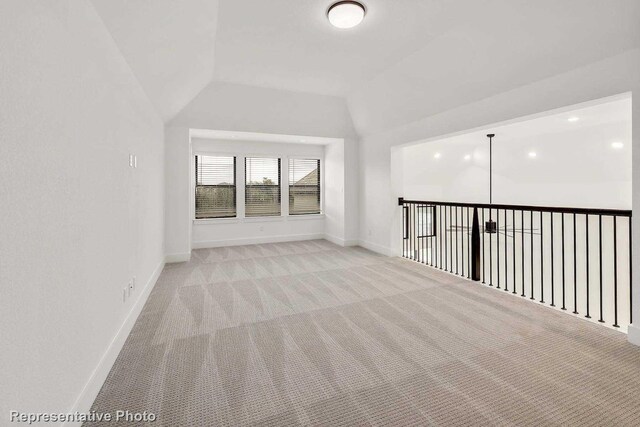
(193, 217, 239, 225)
(287, 213, 325, 220)
(193, 213, 325, 225)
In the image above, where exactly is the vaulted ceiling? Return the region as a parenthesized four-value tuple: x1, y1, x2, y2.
(91, 0, 640, 135)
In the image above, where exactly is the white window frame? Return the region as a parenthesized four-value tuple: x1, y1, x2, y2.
(287, 156, 324, 217)
(191, 152, 324, 223)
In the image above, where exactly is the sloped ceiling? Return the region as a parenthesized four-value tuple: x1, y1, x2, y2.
(92, 0, 640, 135)
(90, 0, 219, 121)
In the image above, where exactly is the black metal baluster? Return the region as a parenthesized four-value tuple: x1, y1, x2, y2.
(512, 209, 517, 294)
(440, 205, 443, 269)
(467, 207, 471, 279)
(461, 207, 464, 276)
(421, 204, 425, 264)
(455, 206, 459, 275)
(490, 208, 494, 287)
(482, 208, 486, 284)
(418, 204, 421, 262)
(630, 217, 633, 324)
(444, 205, 448, 270)
(432, 205, 436, 266)
(521, 210, 525, 297)
(416, 204, 420, 262)
(422, 205, 426, 265)
(504, 209, 509, 292)
(448, 206, 452, 272)
(613, 216, 619, 327)
(573, 213, 578, 314)
(561, 214, 566, 310)
(540, 211, 544, 304)
(496, 209, 500, 289)
(530, 210, 534, 300)
(445, 205, 449, 271)
(551, 213, 555, 307)
(414, 204, 417, 260)
(403, 205, 407, 258)
(598, 214, 604, 323)
(586, 214, 591, 319)
(409, 203, 413, 260)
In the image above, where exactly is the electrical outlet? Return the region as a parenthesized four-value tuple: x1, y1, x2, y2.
(123, 288, 127, 302)
(132, 276, 136, 291)
(133, 155, 138, 168)
(129, 154, 134, 168)
(128, 280, 133, 297)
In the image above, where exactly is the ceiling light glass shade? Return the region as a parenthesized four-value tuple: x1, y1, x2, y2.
(611, 141, 624, 149)
(328, 1, 366, 29)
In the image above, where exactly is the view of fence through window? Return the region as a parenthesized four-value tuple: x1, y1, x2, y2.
(195, 155, 236, 218)
(289, 158, 321, 215)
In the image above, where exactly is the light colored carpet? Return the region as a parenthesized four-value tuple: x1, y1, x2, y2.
(88, 240, 640, 426)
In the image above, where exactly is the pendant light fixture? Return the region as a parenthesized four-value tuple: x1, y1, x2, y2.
(485, 133, 497, 234)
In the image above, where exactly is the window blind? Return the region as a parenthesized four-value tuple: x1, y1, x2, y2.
(289, 158, 321, 215)
(245, 157, 281, 217)
(195, 155, 236, 219)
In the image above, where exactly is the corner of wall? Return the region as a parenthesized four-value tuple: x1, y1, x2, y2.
(627, 324, 640, 346)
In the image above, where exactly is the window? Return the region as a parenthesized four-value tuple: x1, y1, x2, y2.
(416, 205, 436, 237)
(245, 157, 281, 217)
(195, 155, 236, 219)
(289, 158, 321, 215)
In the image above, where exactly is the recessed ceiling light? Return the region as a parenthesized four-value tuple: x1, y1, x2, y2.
(568, 117, 580, 123)
(528, 151, 537, 158)
(434, 152, 441, 159)
(463, 154, 471, 161)
(611, 141, 624, 149)
(327, 1, 366, 29)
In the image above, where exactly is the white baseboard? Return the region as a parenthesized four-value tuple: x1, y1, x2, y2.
(192, 233, 325, 249)
(358, 239, 395, 257)
(165, 252, 191, 263)
(628, 324, 640, 346)
(63, 259, 165, 426)
(324, 234, 358, 247)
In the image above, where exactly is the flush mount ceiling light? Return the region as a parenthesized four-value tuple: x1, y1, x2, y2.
(327, 1, 366, 29)
(568, 116, 580, 123)
(528, 151, 537, 158)
(433, 152, 441, 159)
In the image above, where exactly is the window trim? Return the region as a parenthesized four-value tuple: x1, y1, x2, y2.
(194, 154, 237, 220)
(288, 157, 322, 216)
(191, 152, 324, 222)
(244, 156, 282, 218)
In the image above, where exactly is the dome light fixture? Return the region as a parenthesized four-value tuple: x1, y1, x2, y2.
(327, 1, 366, 29)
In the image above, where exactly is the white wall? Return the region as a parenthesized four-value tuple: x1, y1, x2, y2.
(357, 48, 640, 342)
(191, 139, 326, 248)
(401, 96, 632, 209)
(0, 0, 164, 420)
(165, 81, 358, 258)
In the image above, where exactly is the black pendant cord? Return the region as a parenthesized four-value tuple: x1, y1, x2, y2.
(485, 134, 497, 234)
(488, 133, 494, 206)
